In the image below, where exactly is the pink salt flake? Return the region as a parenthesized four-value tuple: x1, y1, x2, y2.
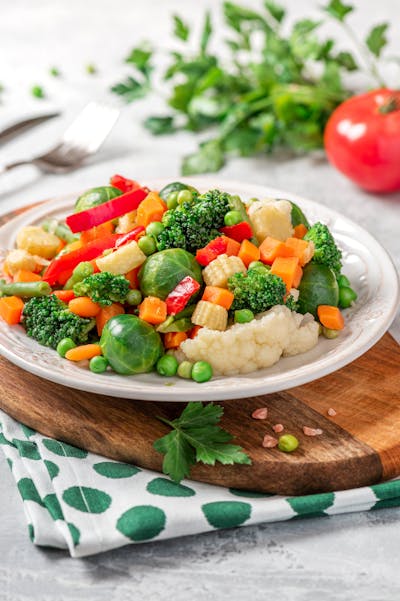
(327, 408, 337, 417)
(272, 423, 284, 433)
(303, 426, 323, 436)
(252, 407, 268, 420)
(262, 434, 278, 448)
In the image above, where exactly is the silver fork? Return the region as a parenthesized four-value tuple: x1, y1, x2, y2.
(0, 102, 120, 175)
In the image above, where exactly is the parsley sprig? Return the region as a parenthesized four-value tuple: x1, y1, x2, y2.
(153, 402, 251, 483)
(112, 0, 396, 175)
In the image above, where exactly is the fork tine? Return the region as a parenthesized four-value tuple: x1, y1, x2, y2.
(61, 102, 120, 154)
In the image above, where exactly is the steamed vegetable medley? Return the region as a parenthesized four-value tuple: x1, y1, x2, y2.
(0, 175, 357, 382)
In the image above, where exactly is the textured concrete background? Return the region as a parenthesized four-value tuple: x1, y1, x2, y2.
(1, 0, 399, 598)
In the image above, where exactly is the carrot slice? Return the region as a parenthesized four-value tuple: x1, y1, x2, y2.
(317, 305, 345, 330)
(0, 296, 24, 325)
(138, 296, 167, 324)
(65, 344, 102, 362)
(270, 256, 303, 291)
(96, 303, 125, 335)
(53, 289, 75, 303)
(80, 221, 114, 245)
(293, 224, 308, 239)
(202, 286, 235, 310)
(68, 296, 101, 317)
(238, 239, 260, 267)
(164, 331, 188, 349)
(125, 266, 140, 289)
(136, 192, 167, 228)
(14, 270, 42, 283)
(222, 236, 241, 256)
(259, 236, 294, 264)
(284, 237, 313, 266)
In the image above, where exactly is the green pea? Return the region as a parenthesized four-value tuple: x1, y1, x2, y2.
(138, 235, 157, 256)
(126, 289, 142, 306)
(278, 434, 299, 453)
(191, 361, 213, 383)
(31, 85, 45, 99)
(224, 210, 242, 226)
(166, 192, 179, 210)
(57, 338, 76, 358)
(86, 63, 97, 75)
(177, 189, 193, 204)
(337, 274, 350, 288)
(146, 221, 164, 238)
(156, 355, 179, 377)
(339, 286, 357, 309)
(322, 326, 339, 339)
(177, 361, 193, 379)
(89, 356, 108, 373)
(234, 309, 254, 324)
(248, 261, 269, 272)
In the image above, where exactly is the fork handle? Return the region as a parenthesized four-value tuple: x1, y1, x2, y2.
(0, 159, 34, 176)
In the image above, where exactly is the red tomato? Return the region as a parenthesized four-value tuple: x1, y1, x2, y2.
(324, 89, 400, 193)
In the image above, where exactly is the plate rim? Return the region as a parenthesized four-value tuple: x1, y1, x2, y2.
(0, 177, 398, 402)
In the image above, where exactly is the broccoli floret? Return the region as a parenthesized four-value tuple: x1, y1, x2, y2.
(285, 294, 299, 312)
(228, 270, 287, 314)
(157, 189, 231, 253)
(304, 222, 342, 276)
(23, 295, 95, 349)
(73, 272, 130, 307)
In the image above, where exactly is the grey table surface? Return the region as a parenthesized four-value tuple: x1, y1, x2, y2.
(1, 0, 400, 598)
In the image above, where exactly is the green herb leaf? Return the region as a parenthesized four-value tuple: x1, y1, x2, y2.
(335, 50, 358, 70)
(143, 116, 176, 135)
(366, 23, 388, 57)
(154, 403, 251, 482)
(125, 46, 153, 77)
(111, 77, 149, 102)
(200, 12, 213, 55)
(182, 139, 225, 175)
(173, 15, 190, 41)
(323, 0, 353, 21)
(264, 1, 286, 23)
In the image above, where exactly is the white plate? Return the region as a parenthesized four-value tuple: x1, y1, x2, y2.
(0, 177, 398, 401)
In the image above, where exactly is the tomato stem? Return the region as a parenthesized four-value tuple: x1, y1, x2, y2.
(379, 96, 400, 114)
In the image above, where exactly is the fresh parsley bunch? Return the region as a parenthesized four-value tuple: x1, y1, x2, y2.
(112, 0, 393, 175)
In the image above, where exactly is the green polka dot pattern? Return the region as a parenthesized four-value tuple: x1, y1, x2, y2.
(93, 462, 141, 479)
(117, 505, 166, 541)
(202, 501, 252, 528)
(62, 486, 112, 514)
(1, 414, 400, 558)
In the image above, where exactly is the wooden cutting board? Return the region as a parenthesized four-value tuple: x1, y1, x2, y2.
(0, 205, 399, 495)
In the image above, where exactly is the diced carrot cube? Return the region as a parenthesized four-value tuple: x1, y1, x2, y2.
(222, 236, 241, 256)
(14, 270, 42, 283)
(270, 256, 302, 291)
(202, 286, 235, 310)
(164, 331, 188, 349)
(284, 237, 313, 266)
(259, 236, 294, 264)
(293, 224, 308, 239)
(138, 296, 167, 324)
(0, 296, 24, 325)
(238, 239, 260, 267)
(317, 305, 345, 330)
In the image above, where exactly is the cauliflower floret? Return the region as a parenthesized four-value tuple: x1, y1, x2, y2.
(248, 199, 294, 242)
(180, 305, 319, 375)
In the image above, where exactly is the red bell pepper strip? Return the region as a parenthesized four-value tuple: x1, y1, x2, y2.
(165, 276, 201, 315)
(42, 234, 120, 285)
(110, 174, 141, 193)
(219, 221, 254, 242)
(66, 187, 148, 233)
(115, 226, 145, 248)
(195, 237, 228, 267)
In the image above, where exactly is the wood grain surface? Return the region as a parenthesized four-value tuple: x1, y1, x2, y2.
(0, 204, 399, 495)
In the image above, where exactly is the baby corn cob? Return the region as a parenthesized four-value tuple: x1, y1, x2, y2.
(202, 254, 246, 288)
(191, 300, 228, 331)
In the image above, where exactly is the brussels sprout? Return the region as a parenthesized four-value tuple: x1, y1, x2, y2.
(289, 201, 310, 228)
(297, 262, 339, 317)
(138, 249, 203, 300)
(100, 314, 163, 375)
(74, 186, 122, 213)
(158, 181, 198, 201)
